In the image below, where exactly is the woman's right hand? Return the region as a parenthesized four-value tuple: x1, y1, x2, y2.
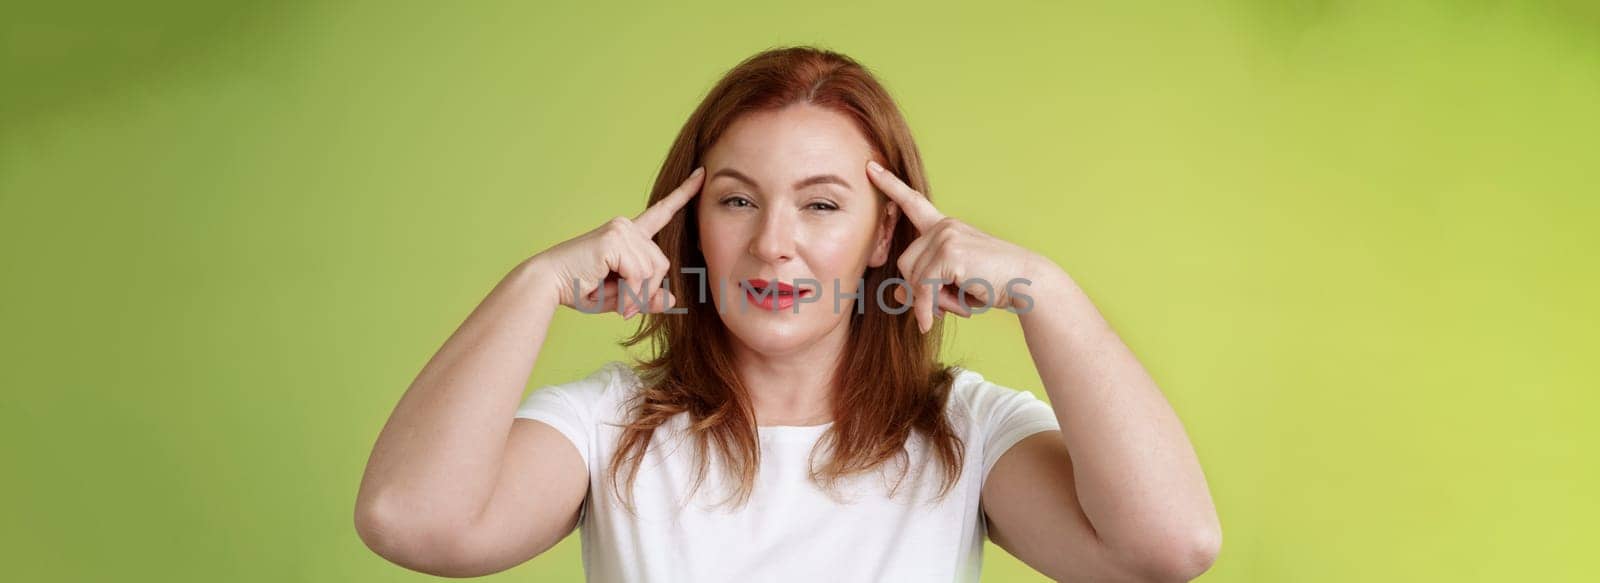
(529, 166, 705, 318)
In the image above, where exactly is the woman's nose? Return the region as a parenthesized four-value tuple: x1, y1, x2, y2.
(748, 209, 796, 264)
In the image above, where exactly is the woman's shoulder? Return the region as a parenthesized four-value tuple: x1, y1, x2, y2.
(594, 359, 644, 391)
(942, 364, 1060, 479)
(942, 364, 996, 413)
(518, 360, 643, 416)
(943, 365, 1053, 429)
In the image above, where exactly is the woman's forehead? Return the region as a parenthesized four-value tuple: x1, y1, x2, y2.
(705, 106, 875, 183)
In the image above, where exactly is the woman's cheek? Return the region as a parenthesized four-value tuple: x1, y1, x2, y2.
(800, 221, 873, 280)
(698, 216, 744, 266)
(695, 227, 736, 297)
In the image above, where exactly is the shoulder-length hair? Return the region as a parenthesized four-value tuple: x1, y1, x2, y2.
(610, 45, 964, 512)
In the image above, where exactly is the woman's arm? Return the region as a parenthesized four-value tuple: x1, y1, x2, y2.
(352, 257, 589, 576)
(983, 259, 1221, 582)
(861, 160, 1221, 581)
(353, 169, 702, 576)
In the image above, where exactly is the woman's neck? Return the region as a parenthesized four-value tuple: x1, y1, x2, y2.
(730, 318, 851, 427)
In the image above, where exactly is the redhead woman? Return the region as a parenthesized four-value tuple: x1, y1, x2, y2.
(355, 46, 1221, 582)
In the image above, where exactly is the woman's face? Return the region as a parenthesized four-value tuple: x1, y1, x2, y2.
(696, 103, 897, 357)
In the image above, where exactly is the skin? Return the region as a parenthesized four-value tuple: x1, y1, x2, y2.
(353, 102, 1221, 581)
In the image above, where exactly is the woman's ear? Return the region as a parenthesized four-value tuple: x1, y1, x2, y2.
(867, 201, 899, 268)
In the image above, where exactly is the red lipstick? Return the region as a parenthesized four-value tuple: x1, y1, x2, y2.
(743, 278, 815, 310)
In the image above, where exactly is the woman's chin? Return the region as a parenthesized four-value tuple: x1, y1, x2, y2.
(723, 319, 828, 356)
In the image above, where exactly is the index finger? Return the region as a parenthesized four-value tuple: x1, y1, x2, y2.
(866, 160, 943, 233)
(633, 166, 706, 236)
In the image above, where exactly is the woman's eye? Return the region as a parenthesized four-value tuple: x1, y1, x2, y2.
(807, 202, 839, 212)
(722, 197, 753, 208)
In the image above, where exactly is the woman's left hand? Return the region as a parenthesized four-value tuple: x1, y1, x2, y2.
(865, 160, 1057, 334)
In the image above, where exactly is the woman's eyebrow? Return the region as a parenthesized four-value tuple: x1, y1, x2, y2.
(793, 174, 851, 190)
(711, 168, 852, 191)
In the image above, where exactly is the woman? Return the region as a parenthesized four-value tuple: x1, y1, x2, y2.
(355, 46, 1221, 582)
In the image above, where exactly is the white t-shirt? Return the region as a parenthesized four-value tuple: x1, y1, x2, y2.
(514, 360, 1060, 582)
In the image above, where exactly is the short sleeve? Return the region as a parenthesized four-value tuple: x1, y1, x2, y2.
(968, 377, 1061, 483)
(513, 361, 625, 469)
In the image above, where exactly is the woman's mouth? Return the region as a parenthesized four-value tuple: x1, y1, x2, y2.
(743, 279, 815, 310)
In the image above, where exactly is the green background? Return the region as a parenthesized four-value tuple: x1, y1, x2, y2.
(3, 1, 1596, 581)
